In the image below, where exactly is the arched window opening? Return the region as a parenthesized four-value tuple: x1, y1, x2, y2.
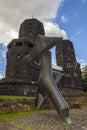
(67, 63, 71, 68)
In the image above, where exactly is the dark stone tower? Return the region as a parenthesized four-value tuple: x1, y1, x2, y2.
(56, 40, 82, 88)
(19, 19, 45, 43)
(6, 19, 45, 81)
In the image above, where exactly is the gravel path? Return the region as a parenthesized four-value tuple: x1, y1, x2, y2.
(0, 108, 87, 130)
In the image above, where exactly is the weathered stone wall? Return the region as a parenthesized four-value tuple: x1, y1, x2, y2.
(0, 82, 37, 96)
(56, 40, 82, 88)
(4, 19, 45, 96)
(6, 19, 45, 83)
(0, 98, 35, 114)
(19, 18, 45, 43)
(6, 39, 39, 81)
(0, 96, 87, 114)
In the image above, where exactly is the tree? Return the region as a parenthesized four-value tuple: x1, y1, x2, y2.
(81, 65, 87, 92)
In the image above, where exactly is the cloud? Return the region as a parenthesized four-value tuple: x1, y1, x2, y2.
(6, 29, 18, 39)
(77, 28, 84, 35)
(1, 50, 6, 58)
(70, 28, 84, 44)
(0, 74, 4, 79)
(70, 28, 84, 42)
(0, 0, 64, 44)
(51, 47, 56, 64)
(70, 35, 76, 41)
(44, 21, 68, 39)
(77, 57, 87, 69)
(0, 69, 5, 79)
(61, 14, 69, 23)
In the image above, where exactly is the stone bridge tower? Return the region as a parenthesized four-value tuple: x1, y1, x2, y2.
(6, 19, 45, 81)
(56, 40, 81, 89)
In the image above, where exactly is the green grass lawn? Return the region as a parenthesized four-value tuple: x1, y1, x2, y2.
(0, 111, 36, 120)
(0, 95, 34, 99)
(0, 93, 87, 99)
(0, 110, 49, 120)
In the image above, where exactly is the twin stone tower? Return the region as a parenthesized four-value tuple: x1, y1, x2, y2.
(0, 18, 82, 95)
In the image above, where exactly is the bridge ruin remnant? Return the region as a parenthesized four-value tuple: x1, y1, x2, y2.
(0, 18, 82, 96)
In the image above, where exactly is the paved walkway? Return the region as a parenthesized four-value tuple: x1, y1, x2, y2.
(0, 108, 87, 130)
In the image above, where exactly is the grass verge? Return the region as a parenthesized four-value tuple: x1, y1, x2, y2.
(0, 95, 34, 99)
(0, 110, 49, 120)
